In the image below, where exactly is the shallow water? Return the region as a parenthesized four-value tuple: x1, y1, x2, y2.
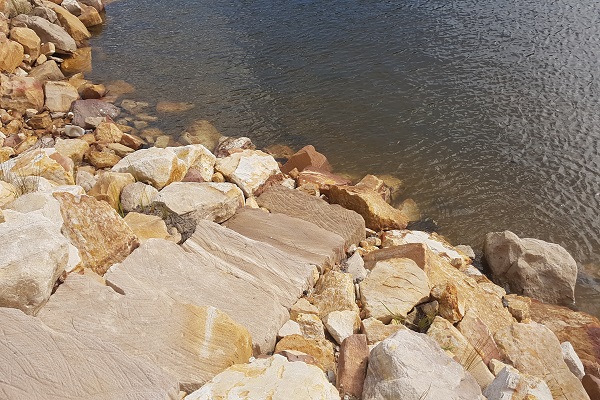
(89, 0, 600, 315)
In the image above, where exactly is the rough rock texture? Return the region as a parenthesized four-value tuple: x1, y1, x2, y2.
(28, 60, 64, 81)
(151, 182, 244, 240)
(529, 300, 600, 378)
(214, 136, 255, 158)
(361, 317, 406, 344)
(296, 313, 326, 340)
(310, 270, 358, 317)
(180, 119, 222, 150)
(0, 212, 68, 314)
(14, 15, 76, 53)
(484, 231, 577, 306)
(223, 207, 345, 271)
(360, 258, 430, 323)
(257, 185, 366, 249)
(71, 99, 120, 128)
(2, 148, 74, 186)
(0, 75, 44, 112)
(54, 192, 139, 275)
(380, 230, 468, 266)
(0, 35, 23, 73)
(281, 145, 332, 175)
(337, 334, 370, 399)
(363, 329, 483, 400)
(323, 309, 360, 345)
(10, 27, 40, 59)
(483, 365, 553, 400)
(297, 166, 352, 195)
(274, 334, 336, 373)
(215, 149, 281, 197)
(457, 309, 503, 366)
(43, 1, 91, 42)
(329, 184, 409, 231)
(494, 322, 589, 400)
(44, 80, 79, 113)
(54, 138, 89, 164)
(0, 307, 181, 399)
(38, 273, 252, 393)
(185, 355, 339, 400)
(106, 238, 291, 354)
(112, 147, 187, 189)
(88, 171, 135, 211)
(120, 181, 159, 213)
(123, 212, 174, 243)
(172, 144, 216, 182)
(561, 341, 586, 380)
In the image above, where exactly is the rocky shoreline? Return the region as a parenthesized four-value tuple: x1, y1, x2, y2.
(1, 1, 600, 399)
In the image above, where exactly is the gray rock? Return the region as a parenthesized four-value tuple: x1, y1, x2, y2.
(561, 341, 586, 380)
(483, 365, 553, 400)
(0, 307, 180, 399)
(14, 15, 76, 54)
(363, 329, 483, 400)
(484, 231, 577, 306)
(120, 181, 159, 213)
(27, 59, 64, 81)
(345, 251, 368, 282)
(78, 0, 105, 12)
(71, 99, 121, 128)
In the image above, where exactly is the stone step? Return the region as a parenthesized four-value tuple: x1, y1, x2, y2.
(256, 186, 366, 250)
(0, 306, 180, 399)
(37, 273, 252, 394)
(222, 207, 346, 271)
(105, 238, 291, 354)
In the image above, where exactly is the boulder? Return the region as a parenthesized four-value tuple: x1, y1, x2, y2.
(214, 136, 255, 158)
(322, 309, 360, 345)
(87, 171, 135, 211)
(170, 144, 216, 182)
(60, 46, 92, 74)
(457, 309, 503, 366)
(329, 184, 409, 231)
(561, 341, 585, 380)
(151, 182, 244, 240)
(39, 273, 253, 393)
(0, 212, 68, 314)
(360, 258, 430, 323)
(78, 4, 103, 27)
(433, 282, 466, 323)
(9, 26, 40, 60)
(494, 322, 589, 400)
(28, 59, 64, 81)
(185, 355, 339, 400)
(356, 174, 392, 203)
(290, 298, 320, 321)
(62, 0, 83, 15)
(337, 335, 369, 399)
(54, 192, 139, 275)
(180, 119, 222, 150)
(310, 270, 358, 317)
(296, 166, 352, 195)
(363, 329, 483, 399)
(215, 149, 281, 197)
(360, 317, 406, 345)
(484, 231, 577, 306)
(94, 121, 123, 143)
(44, 81, 79, 112)
(88, 150, 121, 169)
(483, 365, 553, 400)
(54, 137, 89, 164)
(71, 99, 120, 128)
(380, 230, 468, 266)
(0, 307, 180, 399)
(0, 35, 23, 73)
(0, 181, 17, 207)
(112, 146, 188, 189)
(43, 1, 91, 43)
(277, 320, 302, 338)
(257, 185, 366, 249)
(78, 0, 104, 12)
(345, 251, 368, 282)
(274, 334, 336, 373)
(120, 181, 159, 213)
(15, 15, 76, 54)
(1, 148, 74, 185)
(123, 212, 175, 243)
(0, 74, 44, 112)
(281, 145, 332, 175)
(296, 313, 326, 340)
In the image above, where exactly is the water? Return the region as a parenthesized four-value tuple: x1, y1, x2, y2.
(89, 0, 600, 315)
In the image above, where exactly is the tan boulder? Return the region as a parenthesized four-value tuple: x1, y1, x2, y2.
(432, 282, 466, 323)
(112, 146, 188, 189)
(54, 138, 89, 164)
(43, 1, 91, 43)
(78, 4, 103, 27)
(503, 293, 531, 322)
(0, 75, 44, 112)
(457, 309, 503, 366)
(494, 322, 589, 400)
(119, 181, 159, 213)
(310, 270, 358, 317)
(123, 212, 174, 243)
(180, 119, 222, 150)
(290, 297, 320, 321)
(329, 184, 409, 231)
(360, 317, 406, 345)
(60, 46, 92, 74)
(44, 81, 79, 112)
(215, 149, 281, 197)
(0, 35, 23, 73)
(94, 121, 123, 143)
(87, 150, 121, 169)
(53, 192, 140, 275)
(360, 258, 430, 323)
(484, 365, 553, 400)
(0, 181, 17, 207)
(2, 148, 74, 185)
(87, 171, 135, 211)
(355, 174, 392, 203)
(9, 27, 40, 60)
(14, 15, 76, 54)
(322, 309, 360, 345)
(274, 334, 335, 373)
(28, 59, 64, 81)
(296, 313, 326, 340)
(297, 166, 352, 195)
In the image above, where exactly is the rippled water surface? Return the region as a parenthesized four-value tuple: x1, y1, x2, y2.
(89, 0, 600, 314)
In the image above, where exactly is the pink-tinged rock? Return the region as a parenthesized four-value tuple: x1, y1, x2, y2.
(356, 174, 392, 203)
(337, 334, 369, 399)
(71, 99, 121, 128)
(582, 375, 600, 400)
(0, 75, 44, 112)
(281, 145, 332, 175)
(53, 192, 140, 276)
(297, 166, 352, 195)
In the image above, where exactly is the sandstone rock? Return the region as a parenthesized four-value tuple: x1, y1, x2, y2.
(29, 59, 64, 81)
(170, 144, 216, 182)
(0, 212, 68, 314)
(427, 316, 495, 390)
(329, 184, 409, 231)
(181, 119, 222, 150)
(123, 212, 175, 243)
(215, 149, 281, 197)
(9, 27, 39, 60)
(297, 166, 352, 195)
(483, 365, 553, 400)
(494, 322, 589, 400)
(484, 231, 577, 306)
(185, 355, 339, 400)
(337, 334, 369, 399)
(88, 150, 121, 169)
(43, 1, 91, 43)
(15, 15, 76, 54)
(296, 313, 326, 340)
(457, 309, 503, 366)
(0, 75, 44, 112)
(54, 192, 139, 275)
(105, 238, 289, 354)
(281, 145, 332, 175)
(360, 258, 430, 323)
(0, 35, 23, 73)
(156, 100, 194, 113)
(112, 147, 187, 189)
(0, 307, 181, 399)
(71, 99, 120, 128)
(79, 82, 106, 99)
(257, 185, 366, 249)
(311, 270, 358, 317)
(360, 317, 406, 344)
(345, 251, 368, 282)
(0, 147, 15, 163)
(44, 81, 79, 112)
(214, 136, 255, 158)
(27, 111, 52, 129)
(62, 0, 83, 15)
(78, 0, 104, 12)
(381, 230, 468, 266)
(397, 198, 421, 222)
(322, 309, 360, 345)
(151, 182, 244, 240)
(503, 293, 531, 322)
(355, 174, 392, 203)
(120, 181, 159, 213)
(529, 300, 600, 378)
(223, 207, 345, 272)
(290, 298, 320, 321)
(60, 46, 92, 74)
(274, 334, 335, 373)
(562, 341, 585, 380)
(88, 171, 135, 210)
(54, 137, 89, 164)
(1, 148, 74, 185)
(0, 180, 17, 207)
(278, 319, 302, 339)
(363, 329, 483, 399)
(433, 282, 466, 323)
(582, 375, 600, 399)
(95, 121, 123, 143)
(107, 142, 135, 158)
(38, 273, 252, 393)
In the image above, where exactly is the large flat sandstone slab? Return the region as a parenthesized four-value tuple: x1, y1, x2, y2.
(0, 307, 180, 400)
(223, 207, 345, 271)
(256, 186, 365, 249)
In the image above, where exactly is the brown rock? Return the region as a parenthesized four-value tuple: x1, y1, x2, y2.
(94, 122, 123, 143)
(0, 75, 44, 112)
(281, 145, 332, 175)
(88, 171, 135, 210)
(503, 294, 531, 322)
(87, 150, 121, 169)
(0, 35, 24, 73)
(9, 27, 40, 60)
(337, 334, 369, 399)
(433, 283, 465, 323)
(356, 174, 391, 203)
(290, 298, 320, 321)
(28, 60, 64, 81)
(274, 334, 335, 373)
(120, 132, 145, 150)
(53, 192, 140, 276)
(457, 309, 503, 366)
(78, 4, 103, 27)
(60, 46, 92, 74)
(297, 166, 352, 195)
(78, 83, 106, 99)
(582, 375, 600, 400)
(214, 136, 255, 158)
(43, 1, 91, 43)
(328, 184, 409, 231)
(71, 99, 120, 128)
(361, 317, 406, 344)
(27, 111, 52, 129)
